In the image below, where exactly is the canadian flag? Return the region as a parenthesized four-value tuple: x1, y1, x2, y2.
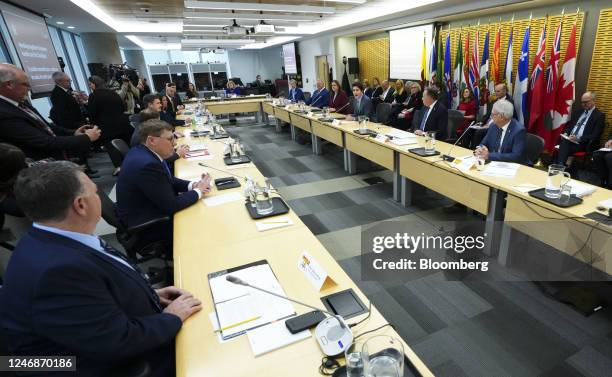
(553, 23, 577, 132)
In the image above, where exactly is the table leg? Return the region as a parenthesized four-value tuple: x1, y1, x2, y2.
(401, 176, 413, 207)
(312, 135, 323, 155)
(346, 150, 357, 174)
(275, 119, 282, 132)
(497, 222, 512, 266)
(393, 152, 400, 202)
(483, 188, 506, 256)
(290, 124, 297, 141)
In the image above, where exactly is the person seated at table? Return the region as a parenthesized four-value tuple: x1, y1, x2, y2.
(1, 161, 203, 376)
(0, 143, 27, 217)
(369, 77, 383, 101)
(185, 82, 198, 99)
(373, 79, 395, 109)
(328, 80, 350, 115)
(346, 82, 373, 121)
(390, 82, 423, 129)
(475, 99, 526, 164)
(456, 87, 477, 137)
(164, 82, 183, 115)
(288, 79, 304, 103)
(305, 79, 329, 108)
(160, 95, 186, 127)
(594, 137, 612, 189)
(410, 86, 447, 140)
(225, 80, 241, 97)
(363, 79, 373, 98)
(252, 75, 265, 88)
(555, 91, 605, 170)
(116, 120, 212, 253)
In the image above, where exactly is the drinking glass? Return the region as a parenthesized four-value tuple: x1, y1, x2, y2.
(362, 335, 404, 377)
(424, 131, 437, 154)
(545, 164, 571, 199)
(345, 340, 365, 377)
(255, 184, 274, 215)
(559, 184, 572, 204)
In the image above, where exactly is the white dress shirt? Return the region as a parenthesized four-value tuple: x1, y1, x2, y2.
(145, 146, 202, 199)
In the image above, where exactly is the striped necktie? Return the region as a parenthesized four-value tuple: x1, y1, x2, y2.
(19, 103, 55, 136)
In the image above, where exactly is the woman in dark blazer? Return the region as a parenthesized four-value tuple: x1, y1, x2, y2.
(328, 80, 350, 115)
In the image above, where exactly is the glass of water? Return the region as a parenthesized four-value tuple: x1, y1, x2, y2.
(345, 340, 365, 377)
(559, 184, 572, 204)
(362, 335, 404, 377)
(424, 131, 437, 154)
(255, 184, 274, 215)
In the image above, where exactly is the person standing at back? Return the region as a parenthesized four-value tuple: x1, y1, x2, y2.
(49, 71, 86, 129)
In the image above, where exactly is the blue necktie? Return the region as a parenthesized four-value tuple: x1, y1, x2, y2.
(163, 161, 172, 178)
(492, 129, 503, 153)
(419, 107, 430, 130)
(571, 110, 589, 136)
(99, 239, 162, 311)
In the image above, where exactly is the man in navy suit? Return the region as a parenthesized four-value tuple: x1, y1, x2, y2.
(1, 161, 202, 376)
(411, 86, 448, 140)
(346, 82, 374, 121)
(476, 99, 527, 164)
(288, 79, 305, 103)
(305, 79, 329, 108)
(116, 119, 211, 251)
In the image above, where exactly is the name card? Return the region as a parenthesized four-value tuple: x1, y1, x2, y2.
(374, 134, 389, 143)
(211, 96, 217, 99)
(249, 94, 255, 96)
(298, 251, 336, 291)
(332, 119, 341, 126)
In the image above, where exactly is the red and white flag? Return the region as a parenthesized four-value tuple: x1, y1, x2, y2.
(527, 24, 547, 134)
(553, 23, 577, 134)
(542, 21, 562, 150)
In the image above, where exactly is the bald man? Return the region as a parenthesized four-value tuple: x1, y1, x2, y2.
(50, 71, 86, 129)
(0, 63, 100, 161)
(305, 79, 329, 108)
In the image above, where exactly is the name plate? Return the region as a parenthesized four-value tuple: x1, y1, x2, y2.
(298, 251, 336, 291)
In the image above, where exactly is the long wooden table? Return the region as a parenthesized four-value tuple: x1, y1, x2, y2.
(172, 120, 435, 377)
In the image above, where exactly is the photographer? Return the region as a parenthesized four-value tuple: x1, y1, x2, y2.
(116, 75, 140, 115)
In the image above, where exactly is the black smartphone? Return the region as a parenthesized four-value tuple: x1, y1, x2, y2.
(285, 310, 326, 334)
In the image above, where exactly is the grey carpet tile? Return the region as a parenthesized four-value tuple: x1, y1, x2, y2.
(539, 361, 588, 377)
(567, 346, 612, 377)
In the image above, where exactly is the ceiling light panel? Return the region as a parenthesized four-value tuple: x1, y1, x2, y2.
(184, 1, 335, 14)
(183, 11, 320, 22)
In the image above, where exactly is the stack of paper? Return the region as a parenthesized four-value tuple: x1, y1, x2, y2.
(566, 180, 597, 198)
(480, 162, 520, 178)
(247, 318, 311, 357)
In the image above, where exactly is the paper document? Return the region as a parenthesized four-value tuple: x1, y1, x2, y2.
(561, 134, 579, 144)
(512, 183, 541, 193)
(480, 162, 520, 178)
(598, 198, 612, 209)
(390, 138, 417, 146)
(386, 129, 414, 139)
(255, 216, 294, 232)
(566, 180, 596, 198)
(247, 318, 311, 357)
(208, 312, 233, 344)
(203, 192, 243, 206)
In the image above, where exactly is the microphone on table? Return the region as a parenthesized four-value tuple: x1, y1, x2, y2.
(198, 163, 247, 180)
(442, 121, 480, 162)
(225, 275, 355, 356)
(333, 101, 351, 114)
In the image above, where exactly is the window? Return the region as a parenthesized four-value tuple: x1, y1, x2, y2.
(61, 30, 88, 92)
(74, 35, 90, 78)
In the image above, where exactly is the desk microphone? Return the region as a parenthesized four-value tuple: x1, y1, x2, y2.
(333, 101, 351, 114)
(309, 90, 325, 107)
(442, 121, 479, 162)
(225, 275, 353, 356)
(198, 163, 246, 180)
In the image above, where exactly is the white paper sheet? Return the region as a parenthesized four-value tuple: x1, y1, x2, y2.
(566, 180, 596, 198)
(203, 192, 243, 206)
(247, 318, 311, 357)
(480, 162, 520, 178)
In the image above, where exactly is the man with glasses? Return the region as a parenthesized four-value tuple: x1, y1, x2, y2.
(50, 71, 86, 129)
(556, 91, 605, 169)
(116, 119, 211, 253)
(475, 99, 526, 164)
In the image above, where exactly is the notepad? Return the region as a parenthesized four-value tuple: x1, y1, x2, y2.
(247, 318, 311, 357)
(203, 192, 243, 206)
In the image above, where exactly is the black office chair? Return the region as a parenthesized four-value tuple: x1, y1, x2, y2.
(523, 133, 545, 166)
(303, 92, 311, 102)
(109, 139, 130, 168)
(376, 103, 392, 124)
(446, 109, 465, 143)
(411, 109, 422, 130)
(98, 191, 171, 284)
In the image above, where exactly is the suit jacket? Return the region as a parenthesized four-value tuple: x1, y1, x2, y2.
(0, 98, 90, 160)
(485, 95, 518, 121)
(381, 87, 395, 103)
(116, 144, 198, 228)
(288, 87, 305, 102)
(363, 87, 374, 98)
(329, 90, 350, 114)
(392, 90, 409, 105)
(370, 86, 383, 100)
(350, 95, 374, 119)
(0, 226, 182, 376)
(88, 88, 131, 143)
(410, 101, 448, 140)
(49, 85, 85, 129)
(305, 88, 330, 108)
(479, 119, 527, 163)
(160, 110, 185, 127)
(562, 107, 605, 149)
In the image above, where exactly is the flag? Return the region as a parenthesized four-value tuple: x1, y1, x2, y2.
(436, 33, 443, 87)
(553, 23, 577, 134)
(542, 21, 562, 151)
(421, 32, 427, 86)
(503, 26, 513, 94)
(468, 30, 480, 111)
(463, 32, 470, 90)
(528, 23, 547, 134)
(452, 32, 464, 109)
(480, 30, 490, 115)
(429, 30, 437, 85)
(444, 33, 452, 108)
(491, 24, 501, 87)
(513, 24, 530, 125)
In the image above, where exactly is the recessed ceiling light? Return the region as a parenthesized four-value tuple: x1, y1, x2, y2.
(67, 26, 75, 29)
(56, 21, 64, 25)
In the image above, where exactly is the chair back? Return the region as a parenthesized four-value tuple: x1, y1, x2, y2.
(523, 133, 545, 165)
(303, 92, 311, 102)
(447, 109, 465, 140)
(411, 109, 422, 130)
(376, 103, 393, 124)
(110, 139, 130, 165)
(97, 191, 124, 232)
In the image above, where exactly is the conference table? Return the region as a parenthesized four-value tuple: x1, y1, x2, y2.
(172, 114, 435, 376)
(263, 102, 612, 271)
(185, 95, 269, 124)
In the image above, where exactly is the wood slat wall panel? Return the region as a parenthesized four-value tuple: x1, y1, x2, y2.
(357, 38, 390, 83)
(587, 8, 612, 143)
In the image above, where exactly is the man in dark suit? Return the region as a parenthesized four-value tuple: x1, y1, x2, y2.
(305, 79, 330, 108)
(485, 83, 517, 122)
(556, 91, 605, 168)
(116, 119, 211, 250)
(411, 86, 448, 140)
(594, 137, 612, 188)
(346, 82, 374, 121)
(0, 64, 100, 161)
(476, 99, 527, 164)
(164, 82, 184, 116)
(288, 79, 305, 103)
(1, 161, 202, 376)
(372, 79, 394, 109)
(49, 71, 86, 129)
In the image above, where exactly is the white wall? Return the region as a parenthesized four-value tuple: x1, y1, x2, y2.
(334, 36, 357, 83)
(227, 46, 283, 83)
(297, 35, 336, 92)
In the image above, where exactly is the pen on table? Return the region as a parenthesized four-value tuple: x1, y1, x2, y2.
(260, 220, 291, 225)
(215, 316, 262, 332)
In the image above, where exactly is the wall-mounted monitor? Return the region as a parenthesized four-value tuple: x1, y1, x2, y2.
(389, 24, 434, 81)
(0, 2, 61, 97)
(282, 42, 297, 75)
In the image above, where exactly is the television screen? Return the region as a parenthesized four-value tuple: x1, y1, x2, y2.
(0, 2, 61, 97)
(282, 43, 297, 75)
(389, 24, 434, 80)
